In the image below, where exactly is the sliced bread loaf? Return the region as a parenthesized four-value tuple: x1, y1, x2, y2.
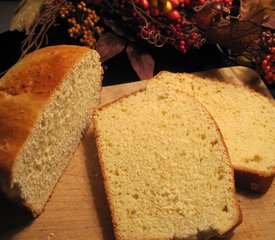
(0, 45, 103, 216)
(94, 88, 242, 240)
(147, 71, 275, 193)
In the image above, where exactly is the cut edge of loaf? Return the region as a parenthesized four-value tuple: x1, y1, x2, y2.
(94, 88, 242, 240)
(148, 71, 275, 193)
(0, 47, 103, 216)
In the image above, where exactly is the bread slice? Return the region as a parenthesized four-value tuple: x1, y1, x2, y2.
(147, 71, 275, 193)
(94, 88, 242, 240)
(0, 45, 103, 216)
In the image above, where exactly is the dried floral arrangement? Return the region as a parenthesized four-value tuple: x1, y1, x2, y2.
(8, 0, 275, 84)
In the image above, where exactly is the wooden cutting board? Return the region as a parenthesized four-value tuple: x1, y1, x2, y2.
(0, 67, 274, 240)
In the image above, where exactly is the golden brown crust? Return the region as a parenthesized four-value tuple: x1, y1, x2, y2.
(1, 45, 90, 96)
(174, 88, 243, 237)
(0, 94, 39, 190)
(93, 91, 145, 240)
(179, 89, 243, 237)
(0, 45, 92, 189)
(93, 123, 118, 239)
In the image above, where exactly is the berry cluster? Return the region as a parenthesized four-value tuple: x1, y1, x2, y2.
(259, 31, 275, 84)
(136, 0, 184, 21)
(108, 0, 212, 53)
(105, 0, 234, 53)
(211, 0, 232, 6)
(135, 0, 213, 21)
(261, 52, 275, 84)
(261, 30, 275, 50)
(59, 1, 103, 48)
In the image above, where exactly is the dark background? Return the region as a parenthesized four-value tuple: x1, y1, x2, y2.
(0, 0, 274, 97)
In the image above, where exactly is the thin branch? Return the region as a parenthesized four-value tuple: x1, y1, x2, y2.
(20, 0, 66, 60)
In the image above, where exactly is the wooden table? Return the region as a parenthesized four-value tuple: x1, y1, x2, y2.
(0, 67, 274, 240)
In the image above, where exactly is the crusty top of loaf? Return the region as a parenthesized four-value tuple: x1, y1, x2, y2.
(0, 45, 91, 96)
(0, 45, 93, 182)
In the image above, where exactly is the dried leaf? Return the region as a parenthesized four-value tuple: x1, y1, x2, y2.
(262, 15, 275, 29)
(96, 32, 126, 63)
(101, 15, 137, 42)
(126, 44, 154, 80)
(240, 0, 275, 24)
(181, 16, 195, 26)
(206, 21, 261, 54)
(195, 5, 219, 30)
(9, 0, 49, 34)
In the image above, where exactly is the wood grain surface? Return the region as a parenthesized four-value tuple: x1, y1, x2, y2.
(0, 67, 274, 240)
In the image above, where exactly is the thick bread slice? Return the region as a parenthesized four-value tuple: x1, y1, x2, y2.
(94, 88, 242, 240)
(147, 72, 275, 193)
(0, 45, 103, 216)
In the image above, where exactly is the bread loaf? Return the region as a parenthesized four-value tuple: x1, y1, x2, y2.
(0, 45, 103, 216)
(147, 71, 275, 193)
(94, 88, 242, 240)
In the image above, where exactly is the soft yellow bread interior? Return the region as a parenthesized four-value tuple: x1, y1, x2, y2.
(9, 53, 102, 214)
(147, 72, 275, 176)
(95, 88, 240, 240)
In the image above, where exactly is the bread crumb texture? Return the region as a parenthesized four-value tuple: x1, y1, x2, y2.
(94, 88, 241, 240)
(148, 72, 275, 176)
(0, 45, 102, 215)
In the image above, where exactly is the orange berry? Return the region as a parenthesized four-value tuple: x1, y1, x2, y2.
(163, 1, 173, 13)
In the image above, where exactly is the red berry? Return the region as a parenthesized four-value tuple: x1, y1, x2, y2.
(265, 55, 271, 61)
(165, 9, 181, 21)
(180, 40, 185, 45)
(139, 0, 149, 10)
(149, 6, 160, 16)
(265, 65, 271, 73)
(262, 60, 268, 67)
